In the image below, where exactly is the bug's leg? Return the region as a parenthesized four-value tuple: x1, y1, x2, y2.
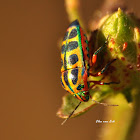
(89, 81, 119, 106)
(89, 80, 120, 88)
(88, 76, 105, 89)
(89, 95, 119, 106)
(90, 59, 116, 77)
(91, 36, 109, 66)
(61, 101, 81, 125)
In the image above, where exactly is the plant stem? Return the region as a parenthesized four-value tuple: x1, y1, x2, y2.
(65, 0, 85, 29)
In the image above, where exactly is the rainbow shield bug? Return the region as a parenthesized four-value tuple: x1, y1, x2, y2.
(60, 20, 119, 125)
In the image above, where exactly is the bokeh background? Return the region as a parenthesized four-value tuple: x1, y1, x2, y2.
(0, 0, 140, 140)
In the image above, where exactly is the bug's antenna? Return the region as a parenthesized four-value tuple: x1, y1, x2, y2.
(90, 95, 118, 106)
(61, 101, 81, 125)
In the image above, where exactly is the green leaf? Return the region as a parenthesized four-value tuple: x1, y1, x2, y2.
(57, 86, 115, 118)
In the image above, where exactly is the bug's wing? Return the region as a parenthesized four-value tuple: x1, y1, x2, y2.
(61, 20, 85, 72)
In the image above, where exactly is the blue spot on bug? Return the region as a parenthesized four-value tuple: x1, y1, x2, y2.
(61, 59, 63, 67)
(71, 69, 78, 85)
(64, 71, 69, 86)
(67, 41, 78, 51)
(63, 31, 68, 41)
(68, 54, 78, 65)
(69, 29, 77, 39)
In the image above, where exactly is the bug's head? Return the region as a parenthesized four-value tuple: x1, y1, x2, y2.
(74, 91, 89, 102)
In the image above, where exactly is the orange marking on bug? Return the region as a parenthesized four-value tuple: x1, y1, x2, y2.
(92, 54, 97, 65)
(110, 38, 115, 44)
(76, 95, 84, 102)
(98, 72, 101, 76)
(83, 72, 88, 90)
(82, 96, 86, 101)
(123, 42, 127, 51)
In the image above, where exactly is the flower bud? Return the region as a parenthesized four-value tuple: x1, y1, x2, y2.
(96, 8, 140, 92)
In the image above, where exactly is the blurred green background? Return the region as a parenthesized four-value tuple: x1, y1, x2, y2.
(0, 0, 140, 140)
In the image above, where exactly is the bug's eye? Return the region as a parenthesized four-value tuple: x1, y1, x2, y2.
(77, 84, 84, 90)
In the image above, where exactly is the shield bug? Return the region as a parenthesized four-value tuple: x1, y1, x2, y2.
(60, 20, 119, 125)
